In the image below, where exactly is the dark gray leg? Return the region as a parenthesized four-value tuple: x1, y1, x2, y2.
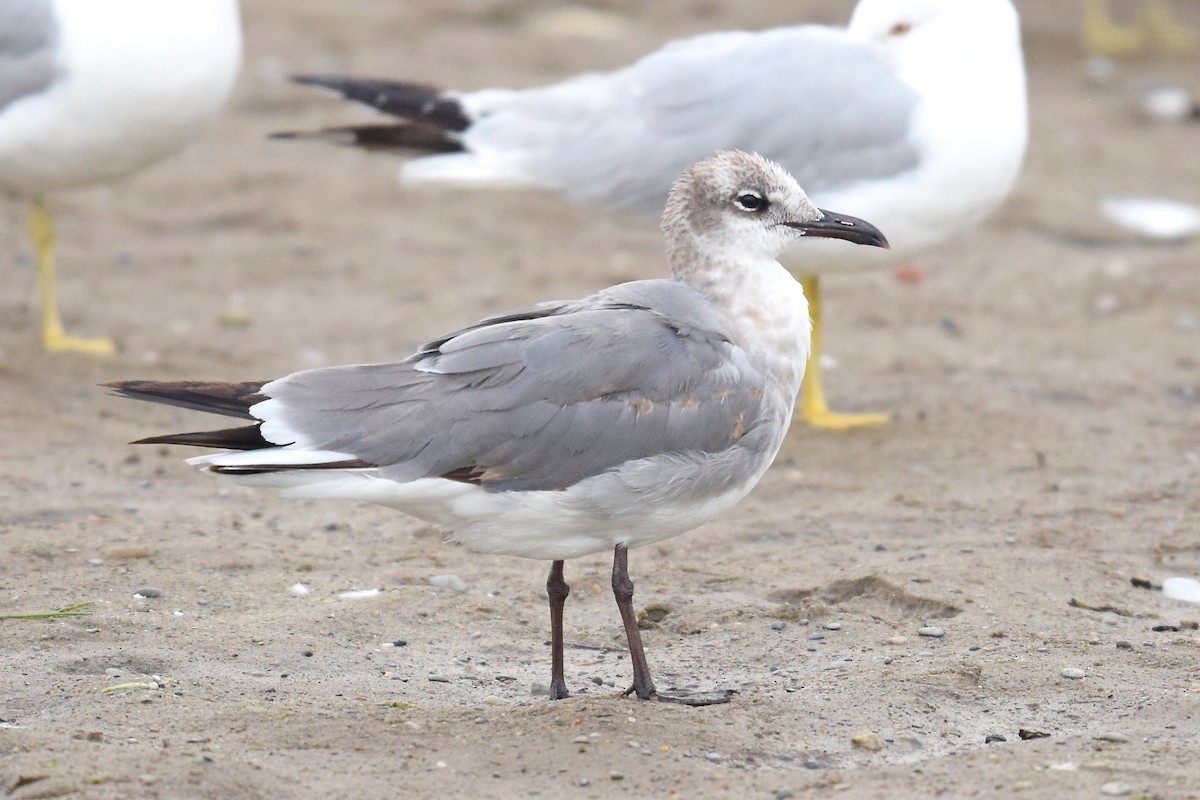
(612, 544, 657, 700)
(611, 544, 735, 706)
(547, 559, 570, 700)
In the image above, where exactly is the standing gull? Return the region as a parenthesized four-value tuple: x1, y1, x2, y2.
(0, 0, 241, 355)
(278, 0, 1026, 429)
(106, 152, 889, 704)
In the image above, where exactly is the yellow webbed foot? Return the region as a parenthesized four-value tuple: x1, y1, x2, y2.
(31, 199, 117, 356)
(43, 326, 118, 356)
(802, 405, 891, 431)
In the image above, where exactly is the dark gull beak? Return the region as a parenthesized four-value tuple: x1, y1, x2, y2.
(784, 209, 890, 249)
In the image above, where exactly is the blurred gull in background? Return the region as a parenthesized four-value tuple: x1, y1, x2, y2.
(0, 0, 241, 355)
(279, 0, 1028, 430)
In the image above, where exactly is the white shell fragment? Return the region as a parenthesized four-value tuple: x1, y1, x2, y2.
(338, 588, 381, 600)
(1100, 197, 1200, 241)
(1163, 577, 1200, 605)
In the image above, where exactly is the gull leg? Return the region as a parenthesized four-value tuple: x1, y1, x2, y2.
(799, 275, 889, 431)
(546, 559, 570, 700)
(612, 545, 732, 706)
(612, 544, 656, 700)
(31, 200, 116, 355)
(1082, 0, 1148, 53)
(1144, 0, 1198, 50)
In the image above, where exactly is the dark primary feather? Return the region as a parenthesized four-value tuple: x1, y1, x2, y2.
(273, 76, 470, 154)
(132, 425, 271, 451)
(103, 380, 266, 419)
(270, 123, 462, 154)
(291, 75, 471, 131)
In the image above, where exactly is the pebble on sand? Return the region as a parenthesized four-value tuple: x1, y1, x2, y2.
(428, 574, 468, 593)
(917, 626, 945, 638)
(1100, 783, 1132, 797)
(850, 732, 882, 751)
(1061, 667, 1086, 680)
(133, 587, 162, 599)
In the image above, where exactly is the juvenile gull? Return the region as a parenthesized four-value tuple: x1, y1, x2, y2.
(106, 152, 889, 704)
(279, 0, 1026, 429)
(0, 0, 241, 354)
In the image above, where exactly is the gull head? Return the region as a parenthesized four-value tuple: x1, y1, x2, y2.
(848, 0, 1022, 67)
(662, 151, 888, 275)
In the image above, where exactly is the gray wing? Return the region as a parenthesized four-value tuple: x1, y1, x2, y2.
(471, 26, 920, 213)
(259, 280, 767, 492)
(0, 0, 59, 112)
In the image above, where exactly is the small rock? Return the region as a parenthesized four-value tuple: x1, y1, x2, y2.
(1061, 667, 1086, 680)
(609, 772, 624, 781)
(851, 732, 881, 751)
(886, 636, 907, 645)
(985, 734, 1007, 744)
(289, 583, 311, 597)
(807, 632, 825, 641)
(104, 668, 123, 678)
(704, 752, 722, 763)
(1018, 729, 1050, 740)
(1115, 640, 1133, 650)
(917, 626, 945, 638)
(1095, 733, 1130, 743)
(579, 777, 590, 787)
(428, 574, 467, 593)
(1100, 783, 1132, 797)
(775, 791, 795, 800)
(133, 587, 162, 599)
(823, 621, 842, 631)
(771, 621, 787, 631)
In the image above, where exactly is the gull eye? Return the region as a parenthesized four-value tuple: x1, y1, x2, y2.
(889, 21, 912, 36)
(735, 191, 767, 213)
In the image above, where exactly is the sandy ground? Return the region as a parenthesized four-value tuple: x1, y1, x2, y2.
(2, 1, 1200, 798)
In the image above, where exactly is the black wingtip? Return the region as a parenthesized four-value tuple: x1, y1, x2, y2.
(103, 380, 267, 419)
(287, 74, 471, 132)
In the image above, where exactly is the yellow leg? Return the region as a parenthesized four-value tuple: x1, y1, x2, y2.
(30, 199, 116, 356)
(1083, 0, 1148, 54)
(799, 275, 889, 431)
(1144, 0, 1198, 50)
